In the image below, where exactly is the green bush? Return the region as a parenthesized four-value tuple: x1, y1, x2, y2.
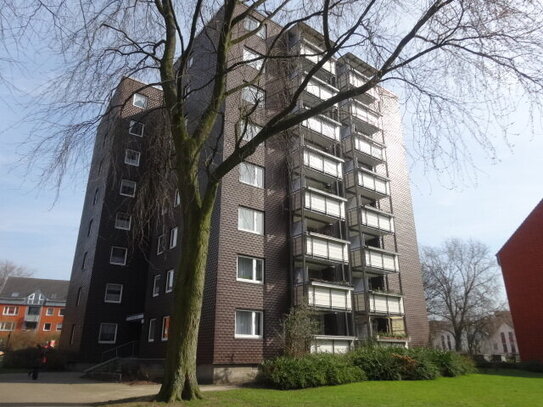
(2, 347, 66, 370)
(427, 349, 476, 377)
(260, 353, 366, 389)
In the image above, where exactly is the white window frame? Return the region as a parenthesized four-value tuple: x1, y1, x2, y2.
(119, 179, 137, 197)
(169, 227, 178, 249)
(161, 316, 169, 341)
(241, 85, 265, 107)
(244, 16, 266, 39)
(43, 323, 52, 331)
(56, 323, 63, 331)
(98, 323, 118, 344)
(157, 235, 166, 255)
(0, 322, 15, 331)
(46, 308, 54, 316)
(132, 93, 148, 109)
(243, 48, 263, 71)
(3, 306, 18, 316)
(152, 275, 161, 297)
(115, 212, 132, 231)
(238, 207, 264, 235)
(166, 269, 174, 293)
(148, 318, 156, 342)
(239, 162, 264, 188)
(236, 256, 264, 284)
(129, 120, 145, 137)
(239, 120, 262, 141)
(110, 246, 128, 266)
(124, 149, 141, 167)
(235, 310, 263, 339)
(104, 283, 123, 303)
(59, 308, 65, 316)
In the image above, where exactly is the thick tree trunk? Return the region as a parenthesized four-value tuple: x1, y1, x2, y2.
(156, 189, 216, 402)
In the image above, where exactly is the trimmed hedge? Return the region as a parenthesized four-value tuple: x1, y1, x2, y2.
(260, 347, 476, 389)
(2, 347, 67, 370)
(260, 353, 366, 389)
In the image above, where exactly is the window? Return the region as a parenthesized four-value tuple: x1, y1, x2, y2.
(239, 162, 264, 188)
(115, 213, 132, 230)
(239, 120, 262, 141)
(76, 287, 82, 306)
(509, 331, 517, 353)
(0, 322, 15, 331)
(28, 306, 40, 316)
(238, 207, 264, 235)
(81, 252, 87, 270)
(104, 283, 123, 303)
(87, 219, 93, 236)
(244, 16, 266, 38)
(166, 269, 174, 293)
(59, 308, 65, 316)
(169, 227, 178, 249)
(46, 308, 54, 316)
(237, 256, 264, 283)
(70, 324, 76, 344)
(235, 310, 263, 338)
(242, 85, 265, 107)
(161, 316, 170, 341)
(3, 306, 18, 316)
(120, 180, 137, 197)
(98, 323, 117, 344)
(501, 332, 508, 353)
(132, 93, 148, 109)
(124, 149, 141, 167)
(56, 323, 62, 331)
(129, 120, 145, 137)
(174, 190, 181, 207)
(153, 275, 161, 297)
(93, 188, 99, 205)
(43, 323, 52, 331)
(243, 48, 263, 70)
(148, 318, 156, 342)
(157, 235, 166, 255)
(110, 246, 128, 266)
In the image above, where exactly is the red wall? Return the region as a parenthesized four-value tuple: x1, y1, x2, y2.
(498, 199, 543, 363)
(0, 304, 65, 345)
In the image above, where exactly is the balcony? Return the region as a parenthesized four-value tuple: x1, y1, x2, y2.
(24, 314, 40, 323)
(344, 165, 390, 201)
(298, 40, 336, 77)
(354, 291, 404, 315)
(347, 205, 394, 236)
(342, 127, 385, 167)
(350, 240, 399, 275)
(292, 145, 343, 183)
(292, 231, 350, 265)
(295, 281, 353, 311)
(338, 68, 379, 104)
(311, 335, 356, 354)
(294, 72, 339, 108)
(299, 113, 342, 148)
(340, 99, 381, 135)
(291, 185, 346, 223)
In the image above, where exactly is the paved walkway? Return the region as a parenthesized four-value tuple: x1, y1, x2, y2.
(0, 371, 234, 406)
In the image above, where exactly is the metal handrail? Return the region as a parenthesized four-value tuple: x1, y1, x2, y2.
(101, 340, 139, 362)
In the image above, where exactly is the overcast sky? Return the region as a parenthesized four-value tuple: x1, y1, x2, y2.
(1, 46, 542, 291)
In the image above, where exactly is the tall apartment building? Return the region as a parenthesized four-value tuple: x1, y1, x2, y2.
(60, 6, 428, 381)
(497, 199, 543, 363)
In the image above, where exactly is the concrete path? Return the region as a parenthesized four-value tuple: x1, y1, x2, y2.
(0, 371, 234, 406)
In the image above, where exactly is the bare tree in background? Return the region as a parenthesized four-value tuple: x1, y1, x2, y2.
(421, 239, 500, 353)
(3, 0, 543, 401)
(0, 260, 32, 292)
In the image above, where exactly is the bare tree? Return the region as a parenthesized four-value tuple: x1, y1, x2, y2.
(0, 260, 32, 292)
(421, 239, 500, 353)
(5, 0, 543, 401)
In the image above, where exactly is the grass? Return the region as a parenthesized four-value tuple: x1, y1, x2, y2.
(102, 369, 543, 407)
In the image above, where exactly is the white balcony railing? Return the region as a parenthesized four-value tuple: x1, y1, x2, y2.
(305, 76, 338, 102)
(354, 291, 404, 315)
(293, 232, 350, 264)
(301, 114, 341, 144)
(300, 42, 336, 75)
(350, 243, 399, 274)
(345, 166, 390, 200)
(348, 206, 394, 235)
(296, 281, 353, 311)
(311, 335, 356, 354)
(302, 146, 343, 179)
(347, 70, 379, 100)
(342, 127, 385, 166)
(341, 100, 381, 134)
(292, 186, 346, 221)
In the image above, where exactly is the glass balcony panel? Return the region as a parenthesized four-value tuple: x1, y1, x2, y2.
(375, 178, 388, 194)
(300, 43, 336, 74)
(328, 242, 344, 261)
(303, 150, 342, 179)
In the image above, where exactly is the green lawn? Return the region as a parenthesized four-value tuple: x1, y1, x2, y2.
(104, 370, 543, 407)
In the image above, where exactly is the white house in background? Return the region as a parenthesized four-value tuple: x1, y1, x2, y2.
(429, 311, 518, 359)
